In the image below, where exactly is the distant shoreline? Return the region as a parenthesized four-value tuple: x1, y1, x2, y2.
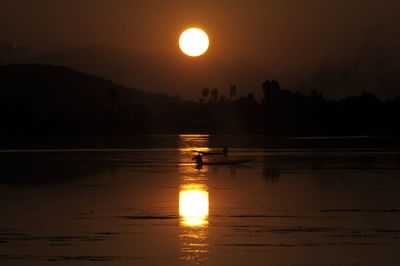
(0, 134, 398, 150)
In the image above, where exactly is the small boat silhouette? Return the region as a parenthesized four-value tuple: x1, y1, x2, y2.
(197, 159, 253, 166)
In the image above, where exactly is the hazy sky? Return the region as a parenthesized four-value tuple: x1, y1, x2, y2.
(1, 0, 399, 98)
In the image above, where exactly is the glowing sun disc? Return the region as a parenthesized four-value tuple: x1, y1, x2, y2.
(179, 28, 209, 57)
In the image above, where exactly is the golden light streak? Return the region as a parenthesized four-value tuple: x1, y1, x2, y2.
(179, 185, 209, 226)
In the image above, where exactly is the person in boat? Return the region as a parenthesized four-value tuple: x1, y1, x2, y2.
(223, 147, 228, 157)
(193, 153, 203, 164)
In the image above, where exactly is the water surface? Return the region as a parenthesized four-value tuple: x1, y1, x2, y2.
(0, 135, 399, 265)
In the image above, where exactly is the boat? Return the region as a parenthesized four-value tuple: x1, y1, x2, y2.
(197, 159, 253, 166)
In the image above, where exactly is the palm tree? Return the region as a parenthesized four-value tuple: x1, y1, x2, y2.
(202, 87, 210, 101)
(211, 88, 219, 101)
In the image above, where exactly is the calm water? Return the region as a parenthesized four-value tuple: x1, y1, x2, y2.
(0, 135, 399, 265)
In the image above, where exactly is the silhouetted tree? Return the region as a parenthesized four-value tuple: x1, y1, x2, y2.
(202, 87, 210, 100)
(211, 88, 219, 101)
(247, 92, 255, 101)
(310, 88, 320, 99)
(1, 64, 399, 137)
(262, 80, 281, 103)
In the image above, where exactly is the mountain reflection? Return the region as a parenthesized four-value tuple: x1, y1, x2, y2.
(178, 135, 210, 264)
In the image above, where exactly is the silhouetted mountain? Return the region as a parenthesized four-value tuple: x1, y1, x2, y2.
(294, 43, 400, 99)
(2, 44, 398, 100)
(0, 64, 184, 134)
(31, 46, 269, 99)
(0, 64, 398, 137)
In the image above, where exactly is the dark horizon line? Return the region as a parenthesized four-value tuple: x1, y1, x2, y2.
(2, 63, 399, 102)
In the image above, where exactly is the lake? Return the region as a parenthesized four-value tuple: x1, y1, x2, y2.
(0, 135, 399, 265)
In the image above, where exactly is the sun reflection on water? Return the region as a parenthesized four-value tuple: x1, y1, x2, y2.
(178, 134, 210, 264)
(179, 185, 209, 226)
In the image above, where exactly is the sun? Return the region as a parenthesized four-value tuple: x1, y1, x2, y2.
(179, 28, 209, 57)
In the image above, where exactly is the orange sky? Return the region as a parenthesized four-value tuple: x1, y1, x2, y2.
(0, 0, 399, 98)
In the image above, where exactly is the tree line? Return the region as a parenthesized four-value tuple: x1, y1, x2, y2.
(0, 64, 399, 136)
